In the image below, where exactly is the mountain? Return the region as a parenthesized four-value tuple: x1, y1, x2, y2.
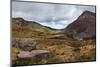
(12, 17, 61, 38)
(64, 11, 96, 40)
(12, 17, 57, 32)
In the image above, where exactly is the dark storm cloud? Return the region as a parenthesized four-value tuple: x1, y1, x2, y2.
(12, 1, 95, 29)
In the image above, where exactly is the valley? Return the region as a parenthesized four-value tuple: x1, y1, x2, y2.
(12, 11, 96, 66)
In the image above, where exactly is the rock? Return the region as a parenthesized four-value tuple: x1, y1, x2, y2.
(65, 11, 96, 40)
(31, 50, 51, 60)
(17, 51, 32, 59)
(12, 38, 36, 51)
(17, 50, 51, 60)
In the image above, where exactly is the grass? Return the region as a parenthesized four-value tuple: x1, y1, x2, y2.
(12, 36, 96, 65)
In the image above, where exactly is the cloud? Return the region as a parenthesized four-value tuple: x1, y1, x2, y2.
(12, 1, 95, 29)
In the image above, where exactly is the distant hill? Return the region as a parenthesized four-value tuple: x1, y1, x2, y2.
(12, 17, 63, 38)
(12, 17, 58, 32)
(64, 11, 96, 40)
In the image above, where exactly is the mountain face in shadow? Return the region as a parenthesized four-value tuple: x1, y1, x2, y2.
(64, 11, 96, 40)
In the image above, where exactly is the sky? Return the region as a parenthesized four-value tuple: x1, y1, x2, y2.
(12, 1, 95, 29)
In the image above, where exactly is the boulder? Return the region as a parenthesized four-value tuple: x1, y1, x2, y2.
(31, 50, 51, 60)
(17, 50, 51, 60)
(12, 38, 36, 51)
(17, 51, 32, 59)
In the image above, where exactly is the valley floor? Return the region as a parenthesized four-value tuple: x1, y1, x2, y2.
(12, 32, 96, 66)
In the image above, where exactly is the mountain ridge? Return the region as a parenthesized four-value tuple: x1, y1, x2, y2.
(64, 10, 96, 40)
(12, 17, 63, 32)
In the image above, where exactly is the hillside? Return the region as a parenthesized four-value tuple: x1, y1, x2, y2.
(64, 11, 96, 40)
(12, 17, 62, 38)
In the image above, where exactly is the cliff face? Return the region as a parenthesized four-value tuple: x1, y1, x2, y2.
(64, 11, 96, 40)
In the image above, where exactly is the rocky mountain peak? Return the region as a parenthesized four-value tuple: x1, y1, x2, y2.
(64, 11, 96, 40)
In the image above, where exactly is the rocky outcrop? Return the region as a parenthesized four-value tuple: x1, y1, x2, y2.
(65, 11, 96, 40)
(17, 50, 51, 60)
(12, 38, 36, 51)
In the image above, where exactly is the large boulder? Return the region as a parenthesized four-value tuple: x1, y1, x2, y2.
(12, 38, 36, 51)
(17, 50, 51, 60)
(31, 50, 51, 60)
(17, 51, 32, 59)
(65, 11, 96, 40)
